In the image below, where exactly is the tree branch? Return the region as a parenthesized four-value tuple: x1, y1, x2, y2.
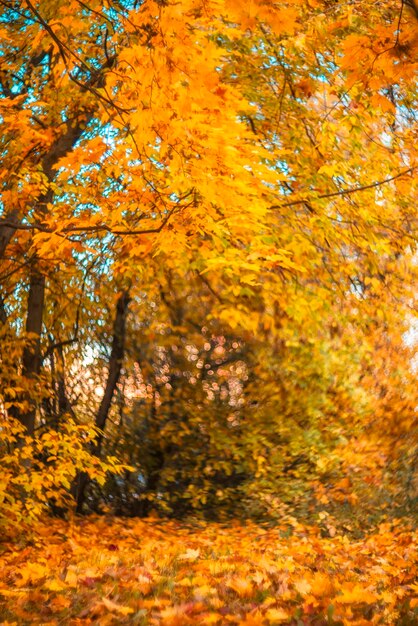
(0, 203, 187, 237)
(269, 167, 415, 210)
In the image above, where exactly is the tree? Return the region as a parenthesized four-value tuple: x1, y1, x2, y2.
(0, 0, 416, 522)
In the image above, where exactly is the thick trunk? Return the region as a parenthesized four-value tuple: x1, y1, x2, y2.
(18, 264, 45, 435)
(1, 116, 97, 435)
(0, 117, 90, 258)
(0, 294, 7, 324)
(0, 208, 20, 259)
(75, 290, 130, 512)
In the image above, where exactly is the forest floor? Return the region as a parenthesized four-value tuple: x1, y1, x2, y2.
(0, 514, 417, 625)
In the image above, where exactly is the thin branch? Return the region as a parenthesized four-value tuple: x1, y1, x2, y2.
(269, 167, 415, 210)
(395, 1, 405, 47)
(197, 272, 225, 304)
(75, 0, 116, 30)
(0, 203, 188, 236)
(43, 337, 78, 362)
(0, 221, 167, 235)
(24, 0, 127, 113)
(0, 294, 8, 324)
(67, 71, 129, 114)
(25, 0, 69, 61)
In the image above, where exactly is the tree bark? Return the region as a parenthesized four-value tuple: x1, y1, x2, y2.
(1, 116, 96, 434)
(17, 264, 45, 435)
(96, 291, 131, 433)
(0, 119, 92, 257)
(57, 344, 74, 419)
(0, 208, 20, 260)
(75, 290, 130, 512)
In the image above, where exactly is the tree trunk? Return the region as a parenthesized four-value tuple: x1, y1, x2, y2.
(0, 208, 20, 260)
(96, 291, 131, 434)
(75, 290, 130, 512)
(57, 344, 74, 419)
(17, 264, 45, 435)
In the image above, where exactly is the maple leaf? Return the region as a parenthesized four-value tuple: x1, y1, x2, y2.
(100, 597, 135, 615)
(179, 548, 201, 560)
(336, 585, 379, 604)
(294, 578, 312, 595)
(227, 577, 254, 598)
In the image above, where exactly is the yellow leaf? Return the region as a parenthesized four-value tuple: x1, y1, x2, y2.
(227, 577, 254, 598)
(16, 562, 48, 586)
(44, 579, 67, 592)
(101, 597, 134, 615)
(294, 578, 312, 595)
(64, 568, 78, 588)
(310, 572, 334, 597)
(265, 608, 291, 623)
(178, 548, 200, 560)
(137, 574, 153, 594)
(194, 584, 216, 597)
(336, 585, 378, 604)
(203, 613, 225, 624)
(177, 577, 195, 586)
(318, 164, 337, 177)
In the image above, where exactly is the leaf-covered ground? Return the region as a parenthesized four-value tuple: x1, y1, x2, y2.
(0, 516, 417, 625)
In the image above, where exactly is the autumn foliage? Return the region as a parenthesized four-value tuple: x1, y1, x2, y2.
(1, 516, 417, 624)
(0, 0, 417, 623)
